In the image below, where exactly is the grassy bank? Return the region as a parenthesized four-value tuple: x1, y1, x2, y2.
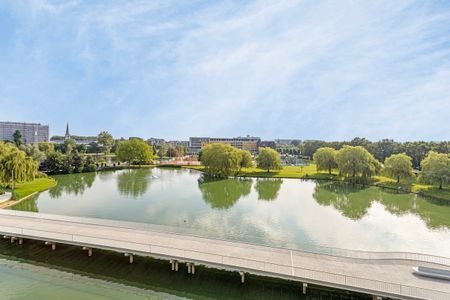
(183, 164, 449, 201)
(11, 178, 57, 199)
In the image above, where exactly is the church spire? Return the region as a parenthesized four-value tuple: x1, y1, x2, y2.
(65, 122, 70, 140)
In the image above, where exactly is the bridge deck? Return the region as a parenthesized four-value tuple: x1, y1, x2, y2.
(0, 210, 449, 300)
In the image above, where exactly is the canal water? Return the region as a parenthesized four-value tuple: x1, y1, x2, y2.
(11, 168, 450, 256)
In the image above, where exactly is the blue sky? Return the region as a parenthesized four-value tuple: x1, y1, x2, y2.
(0, 1, 449, 141)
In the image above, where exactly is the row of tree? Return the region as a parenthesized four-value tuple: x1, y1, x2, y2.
(200, 143, 282, 178)
(313, 146, 450, 188)
(300, 138, 449, 169)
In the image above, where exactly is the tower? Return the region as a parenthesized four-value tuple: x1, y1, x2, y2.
(64, 122, 71, 140)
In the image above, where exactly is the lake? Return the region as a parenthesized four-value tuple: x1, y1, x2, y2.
(11, 168, 450, 257)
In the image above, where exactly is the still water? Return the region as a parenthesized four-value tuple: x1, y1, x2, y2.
(12, 168, 450, 257)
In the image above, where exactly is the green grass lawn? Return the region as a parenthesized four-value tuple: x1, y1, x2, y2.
(12, 178, 57, 199)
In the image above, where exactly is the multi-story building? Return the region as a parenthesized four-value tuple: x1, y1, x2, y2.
(188, 136, 261, 154)
(0, 121, 49, 144)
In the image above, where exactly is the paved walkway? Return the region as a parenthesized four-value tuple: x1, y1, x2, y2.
(0, 210, 449, 300)
(0, 192, 11, 204)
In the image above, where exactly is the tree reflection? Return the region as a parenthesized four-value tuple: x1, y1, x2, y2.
(313, 181, 450, 229)
(198, 176, 252, 209)
(117, 168, 152, 199)
(313, 181, 374, 220)
(12, 194, 39, 212)
(254, 179, 283, 201)
(49, 172, 96, 198)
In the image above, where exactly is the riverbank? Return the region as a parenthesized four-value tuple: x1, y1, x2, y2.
(182, 165, 450, 201)
(0, 178, 57, 209)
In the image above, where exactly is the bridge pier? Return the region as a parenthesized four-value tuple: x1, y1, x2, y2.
(186, 262, 195, 274)
(82, 246, 93, 257)
(45, 241, 56, 250)
(170, 260, 179, 271)
(372, 296, 382, 300)
(239, 271, 245, 283)
(302, 283, 308, 295)
(124, 253, 134, 264)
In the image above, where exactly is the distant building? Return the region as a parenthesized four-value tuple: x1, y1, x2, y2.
(147, 138, 165, 146)
(0, 121, 49, 144)
(275, 139, 294, 145)
(188, 136, 261, 154)
(259, 141, 276, 149)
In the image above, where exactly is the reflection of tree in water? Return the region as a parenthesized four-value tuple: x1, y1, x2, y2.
(379, 191, 450, 229)
(49, 172, 96, 198)
(12, 194, 39, 212)
(254, 179, 283, 201)
(198, 176, 252, 209)
(117, 168, 152, 199)
(313, 181, 450, 229)
(313, 181, 375, 220)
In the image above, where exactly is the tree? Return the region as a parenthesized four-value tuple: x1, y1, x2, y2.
(98, 131, 114, 154)
(257, 147, 282, 172)
(313, 147, 337, 174)
(0, 149, 38, 192)
(384, 153, 413, 183)
(25, 144, 46, 163)
(335, 146, 380, 182)
(38, 142, 54, 154)
(420, 151, 450, 189)
(12, 130, 23, 147)
(238, 149, 253, 173)
(43, 151, 64, 174)
(200, 143, 242, 178)
(116, 139, 154, 165)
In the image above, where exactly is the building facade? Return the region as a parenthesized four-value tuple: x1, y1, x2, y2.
(0, 121, 49, 144)
(188, 136, 261, 154)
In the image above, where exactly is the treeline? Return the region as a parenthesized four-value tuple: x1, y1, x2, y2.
(313, 146, 450, 188)
(299, 138, 449, 168)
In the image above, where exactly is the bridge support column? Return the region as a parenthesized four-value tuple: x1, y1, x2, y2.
(170, 260, 179, 271)
(186, 263, 195, 274)
(302, 283, 308, 295)
(239, 271, 245, 283)
(82, 247, 92, 257)
(18, 238, 23, 245)
(372, 296, 382, 300)
(124, 253, 134, 264)
(45, 241, 56, 250)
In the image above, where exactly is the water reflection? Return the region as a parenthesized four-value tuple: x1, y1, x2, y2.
(198, 176, 252, 209)
(48, 172, 96, 198)
(254, 179, 283, 201)
(313, 181, 450, 229)
(117, 169, 153, 199)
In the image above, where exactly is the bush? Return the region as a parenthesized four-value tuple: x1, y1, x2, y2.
(35, 171, 48, 178)
(83, 164, 97, 172)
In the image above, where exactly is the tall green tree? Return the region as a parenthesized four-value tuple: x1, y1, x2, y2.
(335, 146, 380, 182)
(0, 149, 38, 192)
(116, 139, 154, 165)
(383, 153, 413, 183)
(12, 130, 23, 147)
(257, 147, 282, 172)
(201, 143, 242, 178)
(313, 147, 337, 174)
(420, 151, 450, 189)
(238, 149, 253, 173)
(97, 131, 114, 154)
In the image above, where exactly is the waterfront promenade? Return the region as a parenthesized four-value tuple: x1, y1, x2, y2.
(0, 209, 449, 300)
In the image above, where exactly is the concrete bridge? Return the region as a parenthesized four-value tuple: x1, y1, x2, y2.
(0, 209, 449, 300)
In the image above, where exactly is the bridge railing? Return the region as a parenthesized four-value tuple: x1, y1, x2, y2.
(1, 222, 449, 300)
(1, 209, 449, 267)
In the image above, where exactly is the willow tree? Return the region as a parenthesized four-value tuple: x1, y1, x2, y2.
(313, 147, 337, 174)
(420, 151, 450, 189)
(336, 145, 380, 182)
(383, 153, 413, 183)
(0, 149, 38, 191)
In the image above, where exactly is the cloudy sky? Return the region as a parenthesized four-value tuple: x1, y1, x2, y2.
(0, 0, 449, 140)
